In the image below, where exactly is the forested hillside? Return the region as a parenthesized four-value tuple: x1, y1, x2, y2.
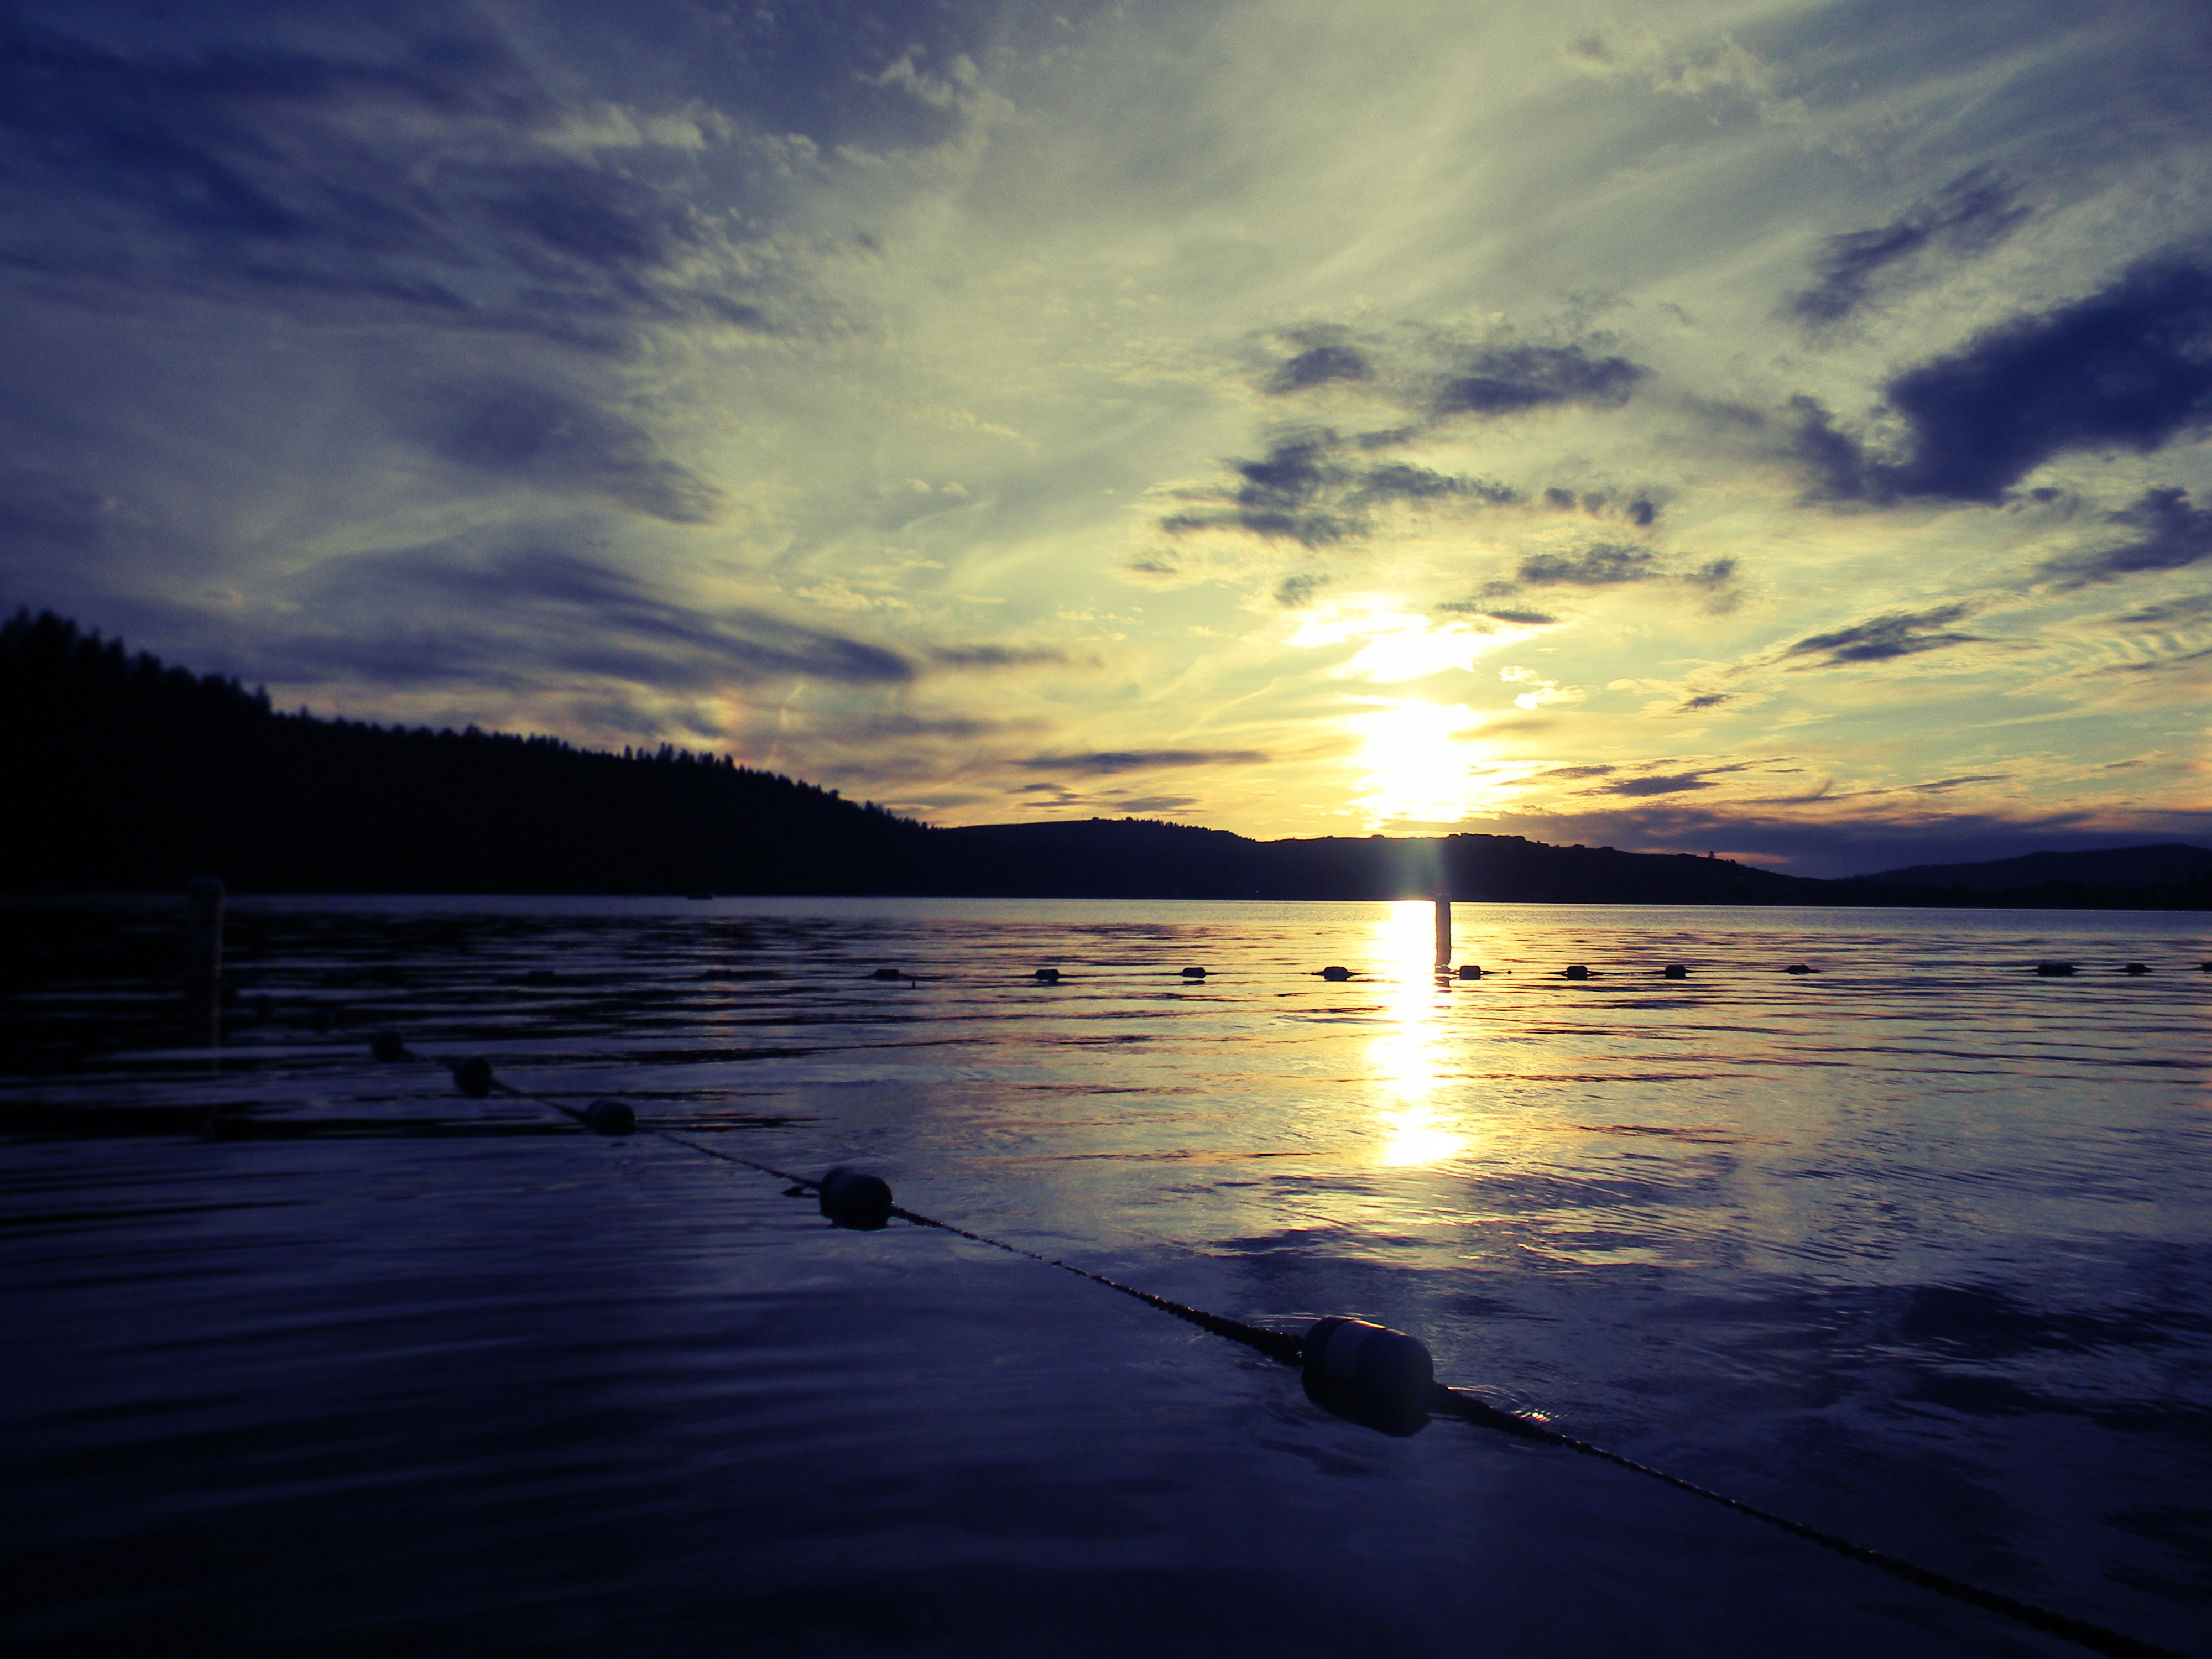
(3, 609, 926, 893)
(8, 608, 2203, 907)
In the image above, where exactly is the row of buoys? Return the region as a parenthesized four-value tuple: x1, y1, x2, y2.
(809, 958, 2210, 986)
(348, 1024, 2188, 1657)
(369, 1034, 907, 1222)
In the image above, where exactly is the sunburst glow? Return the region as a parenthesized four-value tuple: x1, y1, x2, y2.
(1351, 700, 1479, 825)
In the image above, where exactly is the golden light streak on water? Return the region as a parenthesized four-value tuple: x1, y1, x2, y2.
(1367, 901, 1470, 1167)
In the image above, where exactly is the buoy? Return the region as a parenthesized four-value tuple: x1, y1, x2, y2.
(1784, 964, 1813, 975)
(817, 1166, 894, 1229)
(1660, 963, 1688, 980)
(1034, 967, 1062, 984)
(581, 1098, 637, 1135)
(2035, 962, 2075, 977)
(523, 968, 558, 985)
(1563, 964, 1591, 981)
(451, 1057, 495, 1098)
(871, 967, 904, 981)
(1457, 964, 1483, 980)
(1182, 967, 1206, 979)
(2122, 962, 2150, 975)
(1301, 1317, 1434, 1437)
(1320, 965, 1353, 981)
(369, 1030, 408, 1062)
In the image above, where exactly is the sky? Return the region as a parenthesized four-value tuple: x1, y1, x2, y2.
(3, 0, 2210, 877)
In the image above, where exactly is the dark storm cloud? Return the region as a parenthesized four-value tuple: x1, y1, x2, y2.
(1431, 343, 1645, 418)
(1788, 170, 2031, 328)
(2037, 487, 2212, 587)
(405, 379, 721, 522)
(1014, 749, 1271, 775)
(1793, 261, 2212, 503)
(293, 540, 912, 688)
(1677, 692, 1732, 711)
(1781, 604, 1980, 665)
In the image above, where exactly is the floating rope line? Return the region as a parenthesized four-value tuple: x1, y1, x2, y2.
(372, 1035, 2192, 1659)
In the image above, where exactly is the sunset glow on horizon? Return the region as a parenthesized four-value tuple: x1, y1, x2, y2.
(3, 1, 2208, 875)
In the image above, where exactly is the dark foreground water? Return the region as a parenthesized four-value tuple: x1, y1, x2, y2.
(4, 897, 2208, 1658)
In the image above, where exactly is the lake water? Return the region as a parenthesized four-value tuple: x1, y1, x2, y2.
(5, 896, 2208, 1657)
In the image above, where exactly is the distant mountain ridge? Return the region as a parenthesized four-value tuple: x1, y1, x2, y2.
(6, 607, 2205, 909)
(1853, 844, 2212, 891)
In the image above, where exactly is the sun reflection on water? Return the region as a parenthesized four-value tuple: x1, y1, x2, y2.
(1368, 901, 1469, 1167)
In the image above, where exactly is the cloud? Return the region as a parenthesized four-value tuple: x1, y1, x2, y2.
(924, 644, 1070, 668)
(1560, 757, 1771, 798)
(2111, 591, 2212, 626)
(1793, 261, 2212, 503)
(1013, 749, 1271, 775)
(1594, 771, 1719, 796)
(290, 539, 914, 689)
(1480, 544, 1739, 609)
(1781, 603, 1980, 665)
(1507, 543, 1659, 587)
(1431, 343, 1645, 418)
(1269, 340, 1371, 394)
(2038, 487, 2212, 587)
(1788, 170, 2031, 328)
(404, 379, 720, 522)
(1159, 430, 1521, 547)
(1447, 606, 1557, 625)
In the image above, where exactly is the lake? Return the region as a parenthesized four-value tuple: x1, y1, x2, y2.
(4, 896, 2208, 1657)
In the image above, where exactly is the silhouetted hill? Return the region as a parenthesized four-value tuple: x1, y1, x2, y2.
(1854, 844, 2212, 891)
(937, 820, 1839, 903)
(7, 607, 2204, 908)
(3, 608, 926, 894)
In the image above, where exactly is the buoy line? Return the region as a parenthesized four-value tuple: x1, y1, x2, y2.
(368, 1034, 2192, 1659)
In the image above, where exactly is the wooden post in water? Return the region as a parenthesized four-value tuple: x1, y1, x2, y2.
(1433, 893, 1451, 969)
(184, 877, 225, 1046)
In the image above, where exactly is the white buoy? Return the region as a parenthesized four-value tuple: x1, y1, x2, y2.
(1302, 1317, 1434, 1435)
(1433, 894, 1452, 968)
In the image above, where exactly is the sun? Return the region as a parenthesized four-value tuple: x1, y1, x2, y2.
(1352, 699, 1479, 823)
